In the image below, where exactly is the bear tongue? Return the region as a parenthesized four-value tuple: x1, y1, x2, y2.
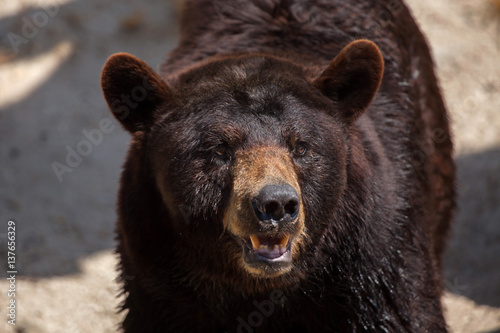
(249, 235, 289, 259)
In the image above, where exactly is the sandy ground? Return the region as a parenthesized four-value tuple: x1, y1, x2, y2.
(0, 0, 499, 332)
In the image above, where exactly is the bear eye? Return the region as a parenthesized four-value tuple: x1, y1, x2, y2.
(213, 144, 232, 162)
(293, 142, 308, 156)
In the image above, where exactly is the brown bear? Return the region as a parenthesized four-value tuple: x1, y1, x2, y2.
(101, 0, 455, 332)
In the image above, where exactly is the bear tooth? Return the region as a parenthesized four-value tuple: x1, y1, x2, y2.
(249, 235, 261, 250)
(279, 235, 290, 247)
(273, 244, 279, 250)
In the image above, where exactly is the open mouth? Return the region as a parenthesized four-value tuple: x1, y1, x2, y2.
(238, 234, 293, 274)
(249, 234, 290, 259)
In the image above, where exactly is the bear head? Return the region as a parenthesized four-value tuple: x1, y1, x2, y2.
(101, 40, 384, 292)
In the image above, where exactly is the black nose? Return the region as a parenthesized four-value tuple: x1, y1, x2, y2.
(252, 184, 300, 223)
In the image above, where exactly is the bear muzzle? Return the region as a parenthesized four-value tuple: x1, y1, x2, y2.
(223, 146, 306, 277)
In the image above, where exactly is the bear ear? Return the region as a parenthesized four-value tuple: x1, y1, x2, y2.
(101, 53, 171, 133)
(313, 40, 384, 124)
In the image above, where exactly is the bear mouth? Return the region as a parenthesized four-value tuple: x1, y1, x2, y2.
(238, 234, 293, 275)
(248, 235, 290, 259)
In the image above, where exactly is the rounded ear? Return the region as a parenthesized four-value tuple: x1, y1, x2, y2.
(313, 40, 384, 123)
(101, 53, 171, 133)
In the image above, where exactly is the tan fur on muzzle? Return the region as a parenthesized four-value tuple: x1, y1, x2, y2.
(223, 146, 306, 274)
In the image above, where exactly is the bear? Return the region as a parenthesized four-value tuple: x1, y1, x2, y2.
(100, 0, 455, 332)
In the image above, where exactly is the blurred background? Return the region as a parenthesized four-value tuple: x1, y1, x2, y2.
(0, 0, 499, 332)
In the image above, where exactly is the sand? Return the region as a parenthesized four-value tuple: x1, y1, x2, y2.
(0, 0, 499, 331)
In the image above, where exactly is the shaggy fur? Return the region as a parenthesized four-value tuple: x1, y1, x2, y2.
(101, 0, 455, 332)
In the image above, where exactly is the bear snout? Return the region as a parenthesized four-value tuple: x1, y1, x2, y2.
(251, 184, 300, 226)
(221, 146, 308, 276)
(223, 146, 305, 240)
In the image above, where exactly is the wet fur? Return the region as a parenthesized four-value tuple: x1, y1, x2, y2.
(101, 0, 455, 332)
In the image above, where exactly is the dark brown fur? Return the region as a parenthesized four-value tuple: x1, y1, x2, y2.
(101, 0, 454, 332)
